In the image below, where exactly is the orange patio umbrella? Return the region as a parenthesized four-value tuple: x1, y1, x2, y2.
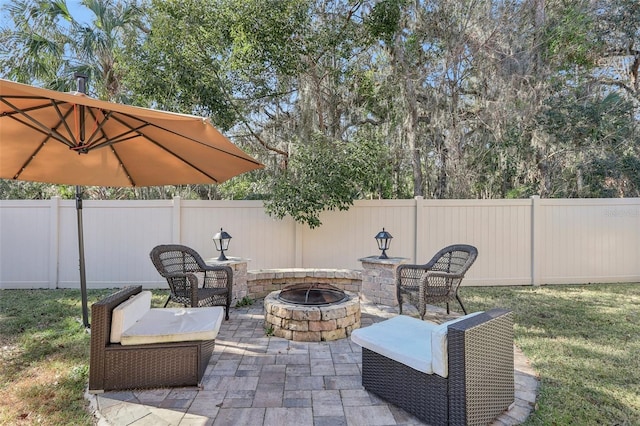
(0, 76, 263, 326)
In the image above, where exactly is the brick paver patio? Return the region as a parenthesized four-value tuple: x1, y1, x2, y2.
(88, 300, 538, 425)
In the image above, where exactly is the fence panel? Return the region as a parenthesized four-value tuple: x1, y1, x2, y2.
(55, 200, 176, 288)
(180, 200, 296, 270)
(419, 199, 533, 286)
(537, 199, 640, 284)
(0, 200, 53, 289)
(302, 199, 417, 270)
(1, 197, 638, 289)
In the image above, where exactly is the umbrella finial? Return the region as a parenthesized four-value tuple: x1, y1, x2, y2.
(74, 72, 88, 94)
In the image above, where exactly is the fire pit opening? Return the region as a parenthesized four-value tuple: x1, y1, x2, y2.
(278, 283, 348, 305)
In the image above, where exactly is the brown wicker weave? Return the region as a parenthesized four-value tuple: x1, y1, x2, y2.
(150, 244, 233, 320)
(88, 286, 216, 393)
(397, 244, 478, 319)
(359, 309, 514, 426)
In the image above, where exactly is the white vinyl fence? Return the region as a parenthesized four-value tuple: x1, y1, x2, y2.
(1, 196, 638, 290)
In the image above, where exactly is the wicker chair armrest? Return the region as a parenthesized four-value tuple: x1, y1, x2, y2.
(397, 263, 431, 274)
(165, 271, 199, 286)
(422, 270, 465, 281)
(398, 252, 441, 271)
(419, 271, 463, 299)
(447, 308, 512, 334)
(396, 264, 431, 288)
(201, 264, 231, 273)
(164, 271, 193, 279)
(447, 308, 514, 425)
(165, 272, 201, 305)
(89, 286, 143, 392)
(201, 265, 233, 291)
(396, 264, 430, 311)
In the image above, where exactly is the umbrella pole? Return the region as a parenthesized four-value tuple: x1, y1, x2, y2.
(76, 185, 89, 328)
(73, 73, 90, 328)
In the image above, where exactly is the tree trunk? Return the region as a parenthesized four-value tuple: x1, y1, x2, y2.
(393, 25, 424, 197)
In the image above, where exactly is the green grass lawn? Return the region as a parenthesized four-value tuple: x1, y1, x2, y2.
(463, 284, 640, 425)
(1, 284, 639, 425)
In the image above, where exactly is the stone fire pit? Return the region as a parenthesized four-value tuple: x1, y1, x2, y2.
(264, 287, 360, 342)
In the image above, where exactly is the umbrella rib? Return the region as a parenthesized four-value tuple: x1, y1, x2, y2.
(0, 97, 76, 148)
(78, 123, 148, 151)
(141, 136, 220, 183)
(82, 109, 113, 149)
(2, 111, 77, 150)
(52, 101, 79, 146)
(7, 102, 83, 180)
(78, 112, 223, 183)
(12, 133, 55, 180)
(68, 104, 137, 185)
(107, 114, 222, 182)
(108, 145, 137, 187)
(1, 96, 66, 116)
(112, 111, 262, 165)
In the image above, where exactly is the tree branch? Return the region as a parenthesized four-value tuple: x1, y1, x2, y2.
(592, 77, 638, 99)
(208, 65, 289, 159)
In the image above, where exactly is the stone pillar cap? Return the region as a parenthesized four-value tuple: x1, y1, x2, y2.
(358, 256, 409, 265)
(205, 257, 251, 265)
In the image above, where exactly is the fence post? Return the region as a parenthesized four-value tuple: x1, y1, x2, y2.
(414, 196, 424, 263)
(531, 195, 542, 286)
(294, 221, 304, 268)
(49, 196, 60, 289)
(172, 196, 181, 243)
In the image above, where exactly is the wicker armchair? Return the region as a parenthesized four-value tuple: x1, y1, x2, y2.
(353, 309, 514, 426)
(150, 244, 233, 320)
(89, 286, 217, 392)
(397, 244, 478, 319)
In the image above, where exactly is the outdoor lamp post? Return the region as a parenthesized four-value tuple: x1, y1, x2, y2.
(375, 228, 393, 259)
(213, 228, 232, 261)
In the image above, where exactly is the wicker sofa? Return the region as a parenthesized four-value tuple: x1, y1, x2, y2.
(351, 309, 514, 426)
(89, 286, 221, 393)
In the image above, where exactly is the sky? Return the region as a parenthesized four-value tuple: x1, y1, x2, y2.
(67, 0, 95, 25)
(0, 1, 95, 28)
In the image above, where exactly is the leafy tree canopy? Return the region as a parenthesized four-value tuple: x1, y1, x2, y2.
(1, 0, 639, 226)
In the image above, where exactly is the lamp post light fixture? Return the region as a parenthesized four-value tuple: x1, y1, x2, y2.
(375, 228, 393, 259)
(213, 228, 232, 261)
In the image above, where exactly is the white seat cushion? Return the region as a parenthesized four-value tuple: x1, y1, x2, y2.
(430, 311, 483, 377)
(350, 315, 437, 374)
(110, 291, 152, 343)
(351, 312, 485, 378)
(119, 306, 224, 346)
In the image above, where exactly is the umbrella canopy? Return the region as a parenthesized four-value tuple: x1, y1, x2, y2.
(0, 78, 262, 186)
(0, 77, 263, 327)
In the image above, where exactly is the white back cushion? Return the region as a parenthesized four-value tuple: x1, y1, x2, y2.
(110, 291, 152, 343)
(431, 311, 483, 377)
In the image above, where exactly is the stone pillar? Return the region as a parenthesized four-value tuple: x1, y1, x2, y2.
(205, 257, 249, 306)
(358, 256, 408, 307)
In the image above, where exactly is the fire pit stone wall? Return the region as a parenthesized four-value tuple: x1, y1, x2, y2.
(264, 290, 361, 341)
(247, 268, 361, 299)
